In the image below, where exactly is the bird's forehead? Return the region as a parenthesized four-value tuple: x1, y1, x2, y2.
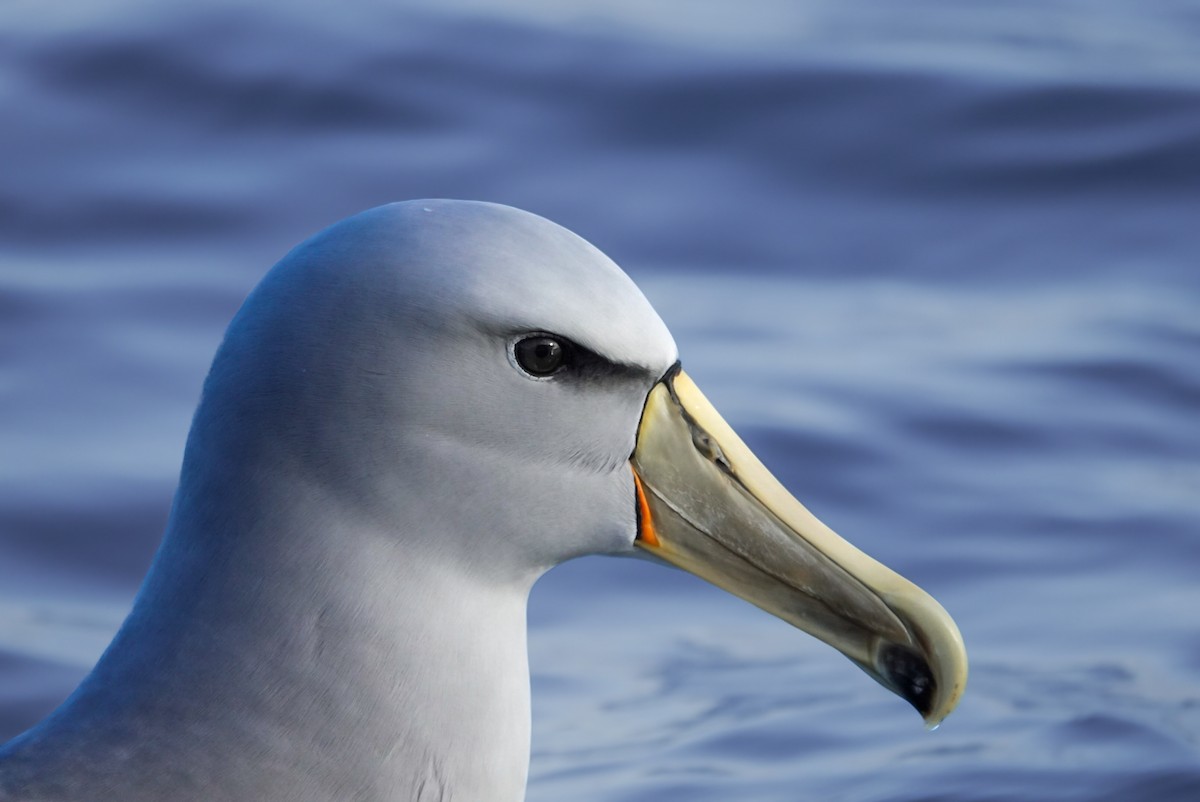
(325, 200, 678, 372)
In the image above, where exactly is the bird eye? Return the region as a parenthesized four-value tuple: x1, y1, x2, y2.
(514, 335, 568, 377)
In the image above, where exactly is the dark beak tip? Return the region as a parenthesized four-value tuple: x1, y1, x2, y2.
(879, 643, 937, 719)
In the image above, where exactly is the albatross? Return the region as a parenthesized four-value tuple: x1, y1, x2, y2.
(0, 200, 966, 801)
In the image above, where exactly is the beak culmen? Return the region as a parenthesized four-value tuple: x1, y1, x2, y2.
(630, 366, 967, 725)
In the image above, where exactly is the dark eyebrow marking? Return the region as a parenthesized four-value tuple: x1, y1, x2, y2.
(565, 338, 661, 385)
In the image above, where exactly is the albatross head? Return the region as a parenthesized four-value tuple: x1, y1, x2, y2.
(205, 199, 965, 723)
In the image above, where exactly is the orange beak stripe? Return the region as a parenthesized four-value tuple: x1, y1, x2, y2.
(631, 468, 660, 548)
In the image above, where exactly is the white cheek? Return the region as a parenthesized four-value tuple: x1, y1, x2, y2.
(591, 467, 641, 555)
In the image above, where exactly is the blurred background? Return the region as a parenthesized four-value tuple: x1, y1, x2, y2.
(2, 0, 1199, 799)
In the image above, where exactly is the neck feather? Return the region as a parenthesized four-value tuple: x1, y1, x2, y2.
(1, 489, 536, 802)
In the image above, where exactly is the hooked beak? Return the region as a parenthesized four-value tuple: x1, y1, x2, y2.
(630, 366, 967, 726)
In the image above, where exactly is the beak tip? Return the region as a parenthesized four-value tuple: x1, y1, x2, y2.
(876, 588, 969, 729)
(878, 642, 938, 721)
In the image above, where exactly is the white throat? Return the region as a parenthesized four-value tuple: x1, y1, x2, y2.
(3, 485, 537, 802)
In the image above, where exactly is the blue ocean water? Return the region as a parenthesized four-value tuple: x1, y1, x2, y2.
(2, 1, 1199, 799)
